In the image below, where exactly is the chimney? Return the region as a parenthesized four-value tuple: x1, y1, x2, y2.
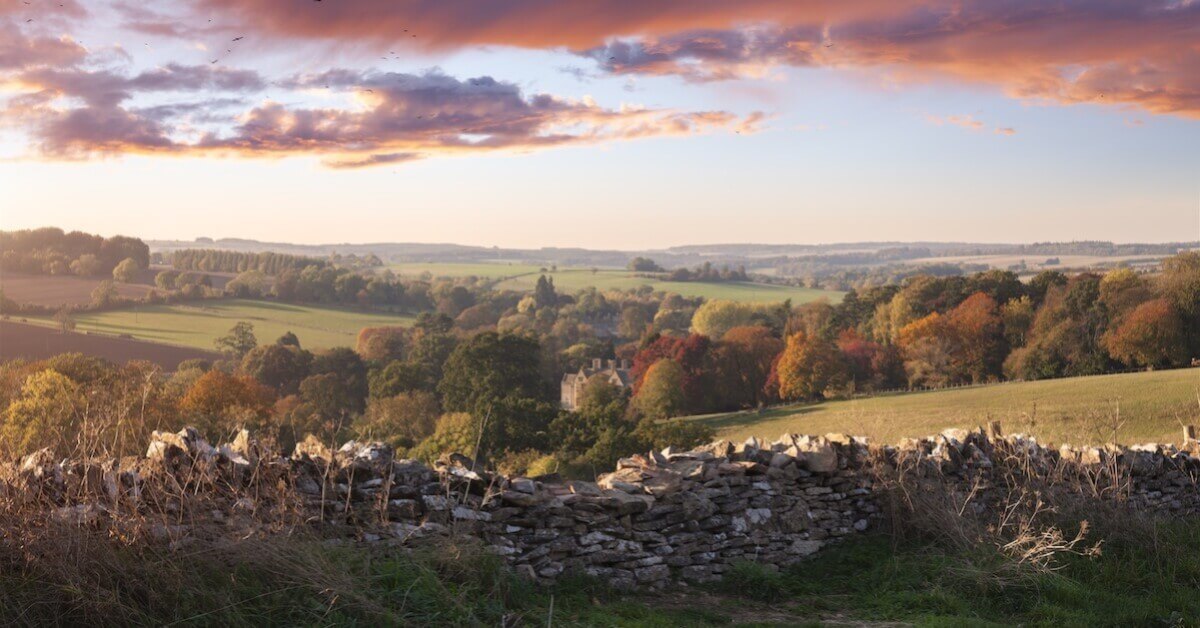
(606, 359, 616, 369)
(620, 359, 630, 370)
(592, 358, 602, 369)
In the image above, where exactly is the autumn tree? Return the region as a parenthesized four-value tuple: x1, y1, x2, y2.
(774, 331, 848, 401)
(179, 370, 275, 438)
(897, 313, 957, 387)
(945, 292, 1005, 383)
(714, 326, 784, 408)
(356, 326, 410, 363)
(1098, 268, 1151, 319)
(1103, 299, 1187, 369)
(836, 329, 903, 392)
(1, 369, 82, 457)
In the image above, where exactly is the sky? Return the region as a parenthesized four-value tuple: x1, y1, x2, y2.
(0, 0, 1198, 250)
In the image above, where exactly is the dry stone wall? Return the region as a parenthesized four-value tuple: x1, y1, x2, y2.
(4, 424, 1199, 588)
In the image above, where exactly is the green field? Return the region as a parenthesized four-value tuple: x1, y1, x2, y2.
(386, 262, 551, 280)
(687, 368, 1200, 447)
(389, 262, 843, 304)
(32, 299, 414, 352)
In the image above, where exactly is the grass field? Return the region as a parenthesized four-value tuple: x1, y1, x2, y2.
(389, 262, 844, 304)
(29, 299, 414, 352)
(687, 368, 1200, 447)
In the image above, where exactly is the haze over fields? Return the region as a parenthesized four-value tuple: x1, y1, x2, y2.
(1, 0, 1198, 248)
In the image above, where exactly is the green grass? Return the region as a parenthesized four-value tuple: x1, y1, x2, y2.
(31, 299, 414, 352)
(712, 521, 1200, 627)
(389, 262, 844, 304)
(687, 368, 1200, 447)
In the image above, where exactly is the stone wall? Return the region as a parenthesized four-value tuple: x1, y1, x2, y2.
(3, 424, 1198, 588)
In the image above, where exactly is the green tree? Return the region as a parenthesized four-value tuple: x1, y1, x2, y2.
(354, 391, 441, 448)
(53, 307, 76, 333)
(691, 300, 770, 339)
(225, 270, 269, 298)
(112, 257, 141, 283)
(369, 361, 431, 398)
(215, 321, 258, 358)
(239, 344, 312, 395)
(438, 332, 546, 415)
(310, 347, 370, 414)
(534, 275, 557, 309)
(70, 254, 102, 277)
(632, 359, 687, 420)
(154, 270, 180, 290)
(90, 280, 118, 307)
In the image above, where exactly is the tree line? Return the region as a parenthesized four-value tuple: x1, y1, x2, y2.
(170, 249, 327, 275)
(1, 228, 149, 277)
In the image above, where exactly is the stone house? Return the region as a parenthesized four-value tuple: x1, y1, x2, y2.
(560, 358, 632, 410)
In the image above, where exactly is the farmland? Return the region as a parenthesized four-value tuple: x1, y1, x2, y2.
(389, 263, 844, 304)
(0, 320, 217, 369)
(686, 368, 1200, 447)
(26, 299, 414, 352)
(0, 272, 152, 306)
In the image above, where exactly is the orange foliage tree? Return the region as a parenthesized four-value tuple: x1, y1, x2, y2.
(773, 331, 848, 401)
(1103, 298, 1187, 369)
(179, 370, 275, 437)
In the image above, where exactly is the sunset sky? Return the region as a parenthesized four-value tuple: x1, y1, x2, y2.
(1, 0, 1198, 249)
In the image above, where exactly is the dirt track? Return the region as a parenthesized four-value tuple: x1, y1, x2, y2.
(0, 320, 219, 370)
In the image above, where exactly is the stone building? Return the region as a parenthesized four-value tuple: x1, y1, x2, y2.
(560, 358, 632, 410)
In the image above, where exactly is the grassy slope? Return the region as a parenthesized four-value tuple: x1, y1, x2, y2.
(688, 368, 1200, 447)
(11, 524, 1197, 626)
(30, 299, 414, 352)
(390, 262, 844, 304)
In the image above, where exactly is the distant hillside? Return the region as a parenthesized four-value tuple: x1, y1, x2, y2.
(147, 237, 1199, 275)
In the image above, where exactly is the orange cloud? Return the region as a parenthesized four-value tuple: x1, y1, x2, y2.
(191, 0, 1194, 116)
(926, 114, 1016, 136)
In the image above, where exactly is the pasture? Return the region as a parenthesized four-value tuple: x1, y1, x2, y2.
(26, 299, 414, 352)
(686, 368, 1200, 447)
(390, 262, 844, 304)
(0, 272, 152, 306)
(0, 320, 217, 369)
